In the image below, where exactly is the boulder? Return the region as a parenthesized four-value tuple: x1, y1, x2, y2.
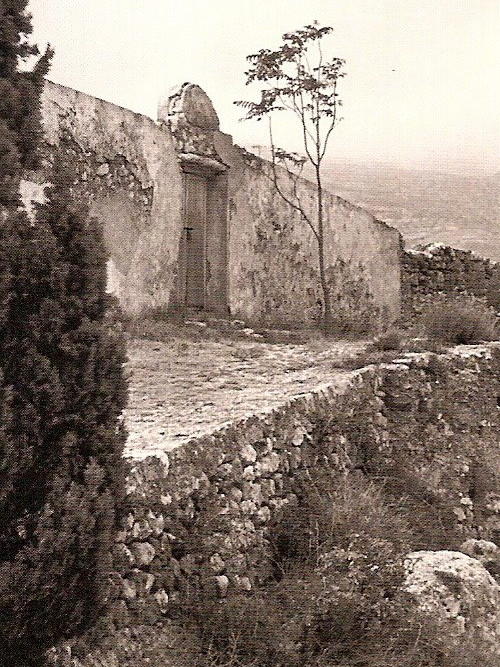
(403, 550, 500, 660)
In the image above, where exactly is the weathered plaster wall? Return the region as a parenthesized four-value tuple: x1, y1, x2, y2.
(214, 136, 402, 330)
(30, 80, 401, 328)
(83, 342, 499, 631)
(402, 243, 500, 320)
(33, 80, 184, 315)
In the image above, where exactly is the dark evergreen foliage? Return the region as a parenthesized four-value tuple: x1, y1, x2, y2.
(0, 3, 127, 664)
(0, 0, 51, 207)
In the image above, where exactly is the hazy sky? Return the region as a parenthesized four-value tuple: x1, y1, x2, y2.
(28, 0, 499, 172)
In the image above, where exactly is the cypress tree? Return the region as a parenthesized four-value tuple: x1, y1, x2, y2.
(0, 3, 128, 664)
(0, 0, 50, 207)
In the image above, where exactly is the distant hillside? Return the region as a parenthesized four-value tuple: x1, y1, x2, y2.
(319, 161, 500, 261)
(248, 147, 499, 261)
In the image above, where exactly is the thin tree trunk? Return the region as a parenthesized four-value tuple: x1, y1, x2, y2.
(315, 163, 332, 328)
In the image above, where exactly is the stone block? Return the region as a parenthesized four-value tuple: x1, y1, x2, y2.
(215, 575, 229, 597)
(112, 543, 135, 569)
(208, 552, 226, 574)
(131, 519, 152, 540)
(96, 163, 109, 176)
(130, 542, 156, 566)
(179, 553, 197, 575)
(121, 577, 137, 600)
(241, 444, 258, 463)
(147, 510, 165, 536)
(255, 452, 281, 476)
(154, 589, 169, 612)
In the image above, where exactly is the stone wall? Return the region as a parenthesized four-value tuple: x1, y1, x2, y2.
(103, 343, 500, 628)
(213, 138, 401, 330)
(32, 80, 184, 316)
(161, 82, 401, 330)
(402, 242, 500, 320)
(24, 80, 401, 330)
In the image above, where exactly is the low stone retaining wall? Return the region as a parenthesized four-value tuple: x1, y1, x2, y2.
(402, 243, 500, 320)
(107, 342, 500, 628)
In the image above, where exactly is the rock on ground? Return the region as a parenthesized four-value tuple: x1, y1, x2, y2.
(403, 549, 500, 660)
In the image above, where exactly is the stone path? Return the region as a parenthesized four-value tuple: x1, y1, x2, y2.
(124, 333, 368, 457)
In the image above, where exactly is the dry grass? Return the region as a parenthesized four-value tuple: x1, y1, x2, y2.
(185, 471, 483, 667)
(422, 298, 498, 344)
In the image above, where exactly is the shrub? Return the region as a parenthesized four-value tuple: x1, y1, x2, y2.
(378, 467, 463, 550)
(484, 274, 500, 312)
(188, 594, 299, 667)
(187, 466, 495, 667)
(422, 297, 497, 344)
(269, 472, 488, 666)
(268, 480, 447, 666)
(372, 328, 403, 351)
(272, 473, 413, 570)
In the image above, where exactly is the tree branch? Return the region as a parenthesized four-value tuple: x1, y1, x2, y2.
(267, 119, 320, 242)
(319, 79, 338, 161)
(297, 91, 317, 165)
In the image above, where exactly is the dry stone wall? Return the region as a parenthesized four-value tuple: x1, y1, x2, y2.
(48, 342, 500, 665)
(402, 242, 500, 320)
(101, 343, 500, 629)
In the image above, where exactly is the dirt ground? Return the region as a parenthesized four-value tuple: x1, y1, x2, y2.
(124, 327, 368, 457)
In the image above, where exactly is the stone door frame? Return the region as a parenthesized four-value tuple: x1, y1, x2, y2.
(172, 153, 229, 315)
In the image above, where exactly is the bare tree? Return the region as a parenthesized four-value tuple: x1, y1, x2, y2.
(236, 23, 345, 327)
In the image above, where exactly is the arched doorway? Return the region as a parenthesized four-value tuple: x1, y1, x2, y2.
(159, 83, 230, 316)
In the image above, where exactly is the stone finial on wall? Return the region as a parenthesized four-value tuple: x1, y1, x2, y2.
(158, 83, 220, 131)
(157, 83, 227, 174)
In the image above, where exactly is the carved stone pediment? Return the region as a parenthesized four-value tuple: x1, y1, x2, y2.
(158, 83, 228, 175)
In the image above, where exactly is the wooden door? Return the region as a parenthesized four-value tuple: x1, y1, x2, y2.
(184, 173, 207, 308)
